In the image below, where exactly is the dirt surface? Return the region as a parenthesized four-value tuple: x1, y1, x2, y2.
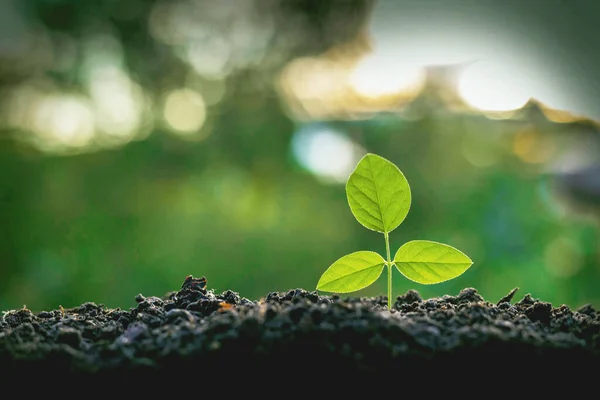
(1, 275, 598, 392)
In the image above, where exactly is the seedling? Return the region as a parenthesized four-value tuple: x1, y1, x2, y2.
(316, 153, 473, 309)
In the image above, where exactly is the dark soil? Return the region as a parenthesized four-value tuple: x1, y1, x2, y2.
(1, 276, 598, 393)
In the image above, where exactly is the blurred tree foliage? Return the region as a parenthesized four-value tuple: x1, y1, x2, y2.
(1, 0, 599, 312)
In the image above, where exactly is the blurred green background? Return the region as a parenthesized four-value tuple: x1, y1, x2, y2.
(1, 0, 600, 312)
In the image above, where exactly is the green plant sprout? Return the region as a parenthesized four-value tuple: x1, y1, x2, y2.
(316, 153, 473, 309)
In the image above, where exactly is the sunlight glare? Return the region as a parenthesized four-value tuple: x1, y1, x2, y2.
(458, 60, 531, 112)
(349, 54, 425, 98)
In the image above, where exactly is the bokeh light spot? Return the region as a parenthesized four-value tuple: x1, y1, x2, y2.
(291, 124, 365, 184)
(163, 88, 207, 135)
(33, 95, 95, 148)
(88, 67, 144, 139)
(186, 39, 232, 80)
(461, 137, 500, 168)
(513, 127, 556, 164)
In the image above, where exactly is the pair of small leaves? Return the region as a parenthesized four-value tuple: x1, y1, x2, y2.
(317, 241, 473, 292)
(317, 153, 473, 294)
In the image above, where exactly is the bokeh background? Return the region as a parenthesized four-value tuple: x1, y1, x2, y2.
(1, 0, 600, 312)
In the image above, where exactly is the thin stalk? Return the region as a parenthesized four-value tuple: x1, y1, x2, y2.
(384, 232, 392, 309)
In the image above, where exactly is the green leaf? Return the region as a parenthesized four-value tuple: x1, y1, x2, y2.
(394, 240, 473, 284)
(317, 251, 386, 293)
(346, 153, 411, 234)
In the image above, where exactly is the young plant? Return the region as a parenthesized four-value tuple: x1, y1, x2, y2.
(316, 153, 473, 309)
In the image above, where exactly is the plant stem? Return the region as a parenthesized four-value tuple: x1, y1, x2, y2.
(384, 231, 392, 309)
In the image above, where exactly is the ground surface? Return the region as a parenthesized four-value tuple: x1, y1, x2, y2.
(1, 276, 599, 393)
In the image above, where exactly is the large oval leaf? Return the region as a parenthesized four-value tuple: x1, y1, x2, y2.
(317, 251, 386, 293)
(394, 240, 473, 284)
(346, 153, 411, 233)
